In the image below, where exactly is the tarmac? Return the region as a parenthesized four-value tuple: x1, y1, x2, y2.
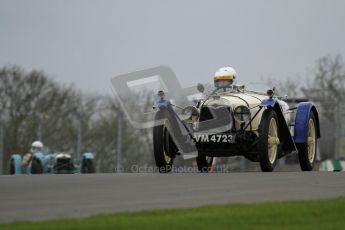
(0, 172, 344, 222)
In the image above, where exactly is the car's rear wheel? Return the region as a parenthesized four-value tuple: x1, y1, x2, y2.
(81, 159, 95, 173)
(258, 109, 280, 172)
(196, 156, 214, 172)
(55, 158, 73, 173)
(297, 112, 317, 171)
(31, 158, 43, 174)
(9, 159, 15, 175)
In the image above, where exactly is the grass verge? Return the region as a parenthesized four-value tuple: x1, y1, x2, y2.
(1, 197, 344, 230)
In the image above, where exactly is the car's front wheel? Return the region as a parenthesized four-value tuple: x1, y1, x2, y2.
(31, 158, 43, 174)
(196, 155, 214, 172)
(153, 116, 177, 173)
(297, 112, 317, 171)
(258, 109, 280, 172)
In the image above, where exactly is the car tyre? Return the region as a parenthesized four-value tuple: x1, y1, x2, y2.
(9, 159, 15, 175)
(81, 159, 95, 173)
(153, 111, 177, 173)
(196, 156, 214, 172)
(297, 112, 317, 171)
(31, 157, 43, 174)
(258, 109, 279, 172)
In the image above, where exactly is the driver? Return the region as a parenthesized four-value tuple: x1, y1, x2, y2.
(22, 141, 44, 167)
(213, 67, 237, 89)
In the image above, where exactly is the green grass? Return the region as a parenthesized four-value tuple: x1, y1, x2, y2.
(1, 198, 345, 230)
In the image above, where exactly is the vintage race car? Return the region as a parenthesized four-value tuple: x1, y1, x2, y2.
(152, 83, 320, 172)
(9, 152, 95, 174)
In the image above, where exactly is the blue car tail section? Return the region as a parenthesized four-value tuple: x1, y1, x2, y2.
(294, 102, 321, 143)
(260, 99, 297, 154)
(10, 154, 22, 175)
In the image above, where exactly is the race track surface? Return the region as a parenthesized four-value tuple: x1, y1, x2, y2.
(0, 172, 344, 222)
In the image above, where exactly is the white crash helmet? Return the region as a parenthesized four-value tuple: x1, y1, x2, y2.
(213, 67, 237, 88)
(31, 141, 43, 153)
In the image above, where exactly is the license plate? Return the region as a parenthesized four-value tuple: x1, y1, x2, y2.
(194, 134, 235, 143)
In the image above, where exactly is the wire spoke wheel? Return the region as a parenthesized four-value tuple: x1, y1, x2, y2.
(267, 118, 279, 164)
(258, 109, 279, 172)
(307, 119, 316, 163)
(297, 112, 317, 171)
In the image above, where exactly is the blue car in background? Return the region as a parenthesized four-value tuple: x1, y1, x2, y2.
(9, 152, 95, 174)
